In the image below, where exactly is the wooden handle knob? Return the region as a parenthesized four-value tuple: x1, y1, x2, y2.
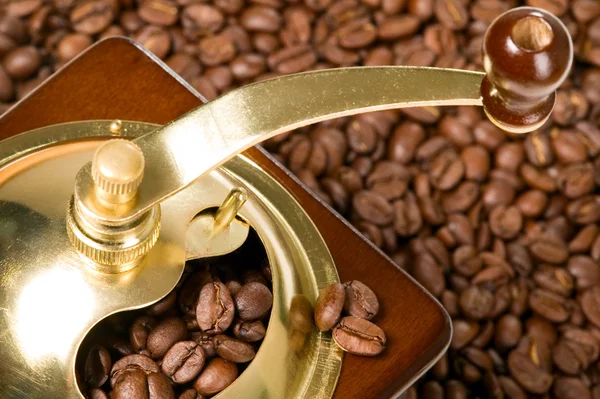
(481, 7, 573, 134)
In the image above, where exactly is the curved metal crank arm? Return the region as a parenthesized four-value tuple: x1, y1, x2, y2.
(75, 66, 485, 224)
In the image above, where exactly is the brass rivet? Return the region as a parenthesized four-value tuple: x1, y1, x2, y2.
(109, 120, 123, 135)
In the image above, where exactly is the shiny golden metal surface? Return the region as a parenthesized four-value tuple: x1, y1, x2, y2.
(91, 139, 145, 201)
(185, 212, 250, 260)
(74, 67, 486, 226)
(0, 121, 342, 398)
(214, 187, 248, 234)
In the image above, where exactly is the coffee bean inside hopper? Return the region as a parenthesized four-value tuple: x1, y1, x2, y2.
(75, 235, 275, 399)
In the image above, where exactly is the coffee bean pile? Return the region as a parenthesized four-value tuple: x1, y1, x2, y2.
(315, 281, 386, 356)
(77, 234, 274, 399)
(3, 0, 600, 398)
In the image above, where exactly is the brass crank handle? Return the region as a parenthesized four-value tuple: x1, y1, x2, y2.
(67, 7, 572, 269)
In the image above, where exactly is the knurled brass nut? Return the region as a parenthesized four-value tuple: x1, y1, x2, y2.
(91, 139, 145, 198)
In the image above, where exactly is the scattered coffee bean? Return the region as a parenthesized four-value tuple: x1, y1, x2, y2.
(332, 316, 386, 356)
(314, 282, 345, 331)
(343, 280, 379, 320)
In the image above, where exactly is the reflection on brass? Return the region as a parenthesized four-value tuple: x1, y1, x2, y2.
(185, 212, 249, 260)
(74, 67, 486, 227)
(289, 294, 315, 334)
(288, 295, 316, 353)
(0, 121, 342, 398)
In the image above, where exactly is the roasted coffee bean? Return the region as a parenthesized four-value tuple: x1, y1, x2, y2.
(569, 224, 598, 253)
(581, 287, 600, 328)
(452, 246, 482, 277)
(181, 4, 224, 39)
(435, 0, 468, 30)
(111, 367, 175, 399)
(568, 256, 600, 289)
(442, 181, 480, 213)
(147, 317, 187, 359)
(70, 1, 114, 35)
(88, 388, 109, 399)
(196, 282, 235, 334)
(413, 253, 446, 297)
(459, 285, 494, 320)
(553, 336, 590, 374)
(192, 333, 217, 358)
(232, 319, 266, 342)
(130, 316, 157, 354)
(178, 389, 204, 399)
(451, 320, 479, 350)
(56, 33, 92, 63)
(3, 46, 40, 80)
(507, 350, 553, 394)
(483, 180, 516, 209)
(529, 234, 569, 264)
(234, 282, 272, 321)
(110, 354, 160, 387)
(553, 377, 592, 399)
(134, 25, 171, 60)
(332, 316, 386, 356)
(139, 0, 179, 26)
(553, 130, 588, 164)
(161, 341, 205, 384)
(85, 345, 112, 389)
(489, 205, 523, 240)
(314, 283, 345, 331)
(193, 358, 238, 396)
(199, 35, 236, 66)
(343, 280, 379, 320)
(529, 289, 569, 323)
(495, 315, 522, 351)
(352, 190, 394, 225)
(243, 269, 268, 286)
(240, 6, 282, 32)
(567, 195, 600, 224)
(214, 334, 255, 363)
(378, 15, 421, 40)
(532, 266, 573, 297)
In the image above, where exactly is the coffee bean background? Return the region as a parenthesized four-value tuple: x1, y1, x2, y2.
(3, 0, 600, 398)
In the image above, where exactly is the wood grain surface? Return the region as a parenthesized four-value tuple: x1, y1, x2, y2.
(0, 37, 450, 399)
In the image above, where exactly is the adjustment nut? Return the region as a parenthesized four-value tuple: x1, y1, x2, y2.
(92, 139, 145, 203)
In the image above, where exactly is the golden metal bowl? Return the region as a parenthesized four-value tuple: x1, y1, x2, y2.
(0, 120, 342, 398)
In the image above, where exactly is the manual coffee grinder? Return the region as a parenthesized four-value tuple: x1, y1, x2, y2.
(0, 7, 573, 399)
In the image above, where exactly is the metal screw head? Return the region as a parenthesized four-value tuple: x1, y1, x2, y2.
(109, 119, 123, 135)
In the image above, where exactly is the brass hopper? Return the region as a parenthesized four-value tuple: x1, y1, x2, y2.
(0, 7, 573, 399)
